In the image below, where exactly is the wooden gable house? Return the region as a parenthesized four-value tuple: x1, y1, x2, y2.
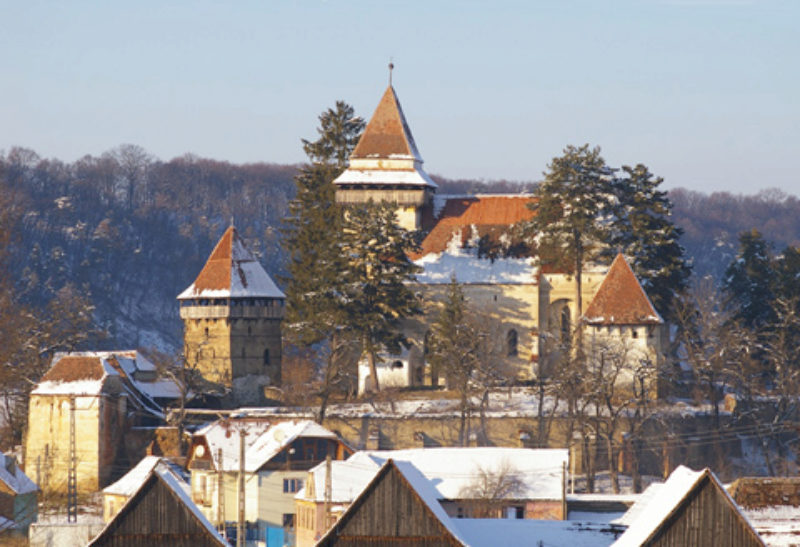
(317, 459, 467, 547)
(613, 466, 764, 547)
(89, 468, 226, 547)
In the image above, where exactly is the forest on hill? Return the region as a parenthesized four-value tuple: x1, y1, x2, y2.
(0, 145, 799, 353)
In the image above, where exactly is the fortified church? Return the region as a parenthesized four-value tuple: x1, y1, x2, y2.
(178, 83, 669, 404)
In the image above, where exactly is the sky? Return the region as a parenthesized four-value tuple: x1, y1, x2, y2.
(1, 0, 798, 195)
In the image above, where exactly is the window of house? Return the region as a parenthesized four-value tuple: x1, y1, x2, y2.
(456, 507, 465, 519)
(506, 329, 518, 357)
(632, 328, 639, 339)
(283, 513, 295, 529)
(391, 360, 404, 369)
(283, 478, 303, 493)
(263, 349, 270, 366)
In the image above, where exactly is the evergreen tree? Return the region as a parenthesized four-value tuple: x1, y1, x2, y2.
(723, 229, 777, 331)
(339, 201, 421, 392)
(282, 102, 364, 346)
(609, 164, 691, 321)
(522, 144, 616, 325)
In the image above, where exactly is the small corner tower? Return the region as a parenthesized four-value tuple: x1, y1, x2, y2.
(178, 226, 284, 404)
(333, 83, 436, 231)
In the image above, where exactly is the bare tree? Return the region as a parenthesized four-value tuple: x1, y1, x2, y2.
(458, 460, 526, 518)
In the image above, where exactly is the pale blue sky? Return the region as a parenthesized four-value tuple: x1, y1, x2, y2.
(1, 0, 798, 194)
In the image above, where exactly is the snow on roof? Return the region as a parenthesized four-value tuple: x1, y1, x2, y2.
(0, 453, 37, 495)
(742, 505, 800, 546)
(197, 419, 338, 473)
(300, 457, 381, 503)
(333, 166, 436, 188)
(363, 447, 567, 501)
(178, 225, 285, 300)
(583, 253, 663, 326)
(351, 85, 423, 162)
(456, 519, 619, 547)
(612, 466, 759, 547)
(302, 448, 566, 504)
(103, 456, 188, 497)
(31, 351, 176, 418)
(90, 467, 226, 546)
(414, 245, 537, 284)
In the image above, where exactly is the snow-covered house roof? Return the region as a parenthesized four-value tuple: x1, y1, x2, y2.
(89, 466, 226, 546)
(192, 419, 338, 473)
(177, 225, 285, 300)
(612, 465, 762, 547)
(31, 351, 176, 419)
(333, 85, 436, 189)
(300, 447, 567, 504)
(583, 253, 663, 326)
(316, 459, 614, 547)
(0, 453, 37, 495)
(103, 456, 188, 497)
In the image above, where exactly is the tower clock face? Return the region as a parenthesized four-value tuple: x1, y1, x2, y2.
(194, 444, 206, 458)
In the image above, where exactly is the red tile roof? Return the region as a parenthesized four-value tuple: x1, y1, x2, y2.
(191, 226, 235, 293)
(583, 253, 662, 325)
(39, 356, 106, 383)
(413, 195, 535, 259)
(351, 86, 421, 160)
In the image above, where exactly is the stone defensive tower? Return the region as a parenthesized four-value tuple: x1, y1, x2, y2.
(333, 85, 436, 231)
(178, 226, 284, 404)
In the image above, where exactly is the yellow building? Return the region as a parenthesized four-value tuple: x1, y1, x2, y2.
(24, 351, 177, 495)
(336, 84, 669, 394)
(178, 225, 285, 406)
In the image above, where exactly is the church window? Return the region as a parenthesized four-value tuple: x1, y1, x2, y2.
(560, 307, 571, 348)
(506, 329, 518, 357)
(264, 349, 270, 366)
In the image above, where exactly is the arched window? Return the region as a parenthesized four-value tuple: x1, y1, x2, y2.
(560, 307, 571, 348)
(506, 329, 518, 357)
(263, 349, 270, 366)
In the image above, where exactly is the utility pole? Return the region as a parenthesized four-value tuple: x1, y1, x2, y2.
(237, 429, 246, 547)
(324, 452, 332, 530)
(67, 396, 77, 523)
(217, 447, 225, 535)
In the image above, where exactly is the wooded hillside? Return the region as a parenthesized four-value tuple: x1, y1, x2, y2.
(1, 146, 798, 353)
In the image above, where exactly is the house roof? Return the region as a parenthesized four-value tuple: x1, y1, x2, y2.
(195, 419, 338, 473)
(177, 225, 284, 300)
(415, 195, 535, 258)
(103, 456, 188, 497)
(0, 453, 37, 495)
(612, 466, 762, 547)
(301, 447, 567, 504)
(89, 467, 226, 546)
(31, 351, 174, 419)
(728, 476, 800, 509)
(351, 85, 422, 162)
(583, 253, 663, 326)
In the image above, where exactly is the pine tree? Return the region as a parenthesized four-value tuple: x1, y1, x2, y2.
(339, 201, 421, 392)
(283, 102, 364, 346)
(609, 164, 691, 321)
(522, 144, 616, 326)
(723, 229, 777, 331)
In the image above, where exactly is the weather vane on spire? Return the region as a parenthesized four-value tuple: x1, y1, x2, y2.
(389, 57, 394, 86)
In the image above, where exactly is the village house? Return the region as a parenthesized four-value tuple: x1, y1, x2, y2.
(0, 452, 38, 534)
(102, 455, 189, 523)
(315, 458, 617, 547)
(728, 476, 800, 546)
(178, 225, 285, 407)
(295, 447, 568, 547)
(612, 465, 764, 546)
(186, 417, 350, 545)
(23, 351, 181, 495)
(88, 465, 226, 547)
(334, 84, 669, 395)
